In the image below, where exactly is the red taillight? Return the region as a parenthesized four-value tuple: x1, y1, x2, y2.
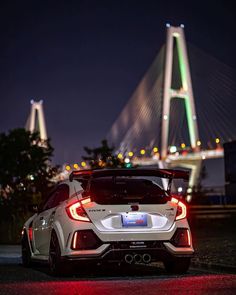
(28, 227, 33, 241)
(171, 197, 187, 220)
(187, 228, 191, 246)
(73, 232, 78, 249)
(66, 197, 91, 222)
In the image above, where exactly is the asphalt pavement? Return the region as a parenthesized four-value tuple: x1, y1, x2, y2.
(0, 245, 236, 294)
(1, 216, 236, 295)
(0, 262, 236, 294)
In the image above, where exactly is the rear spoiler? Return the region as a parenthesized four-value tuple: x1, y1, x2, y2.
(158, 169, 189, 181)
(69, 169, 93, 182)
(69, 168, 189, 182)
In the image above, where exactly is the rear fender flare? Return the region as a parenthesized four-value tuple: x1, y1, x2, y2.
(51, 221, 65, 253)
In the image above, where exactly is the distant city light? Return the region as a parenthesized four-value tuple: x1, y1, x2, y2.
(186, 195, 192, 202)
(180, 24, 185, 28)
(163, 115, 168, 120)
(215, 138, 220, 144)
(117, 153, 123, 159)
(73, 163, 79, 169)
(81, 161, 86, 167)
(170, 146, 177, 153)
(98, 160, 104, 167)
(128, 151, 134, 157)
(65, 165, 71, 171)
(166, 23, 170, 27)
(177, 187, 183, 193)
(153, 147, 158, 153)
(181, 143, 186, 149)
(140, 149, 146, 155)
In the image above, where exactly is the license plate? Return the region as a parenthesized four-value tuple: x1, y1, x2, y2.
(122, 213, 147, 227)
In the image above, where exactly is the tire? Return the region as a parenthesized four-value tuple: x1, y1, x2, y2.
(49, 231, 71, 276)
(164, 257, 191, 274)
(21, 232, 32, 267)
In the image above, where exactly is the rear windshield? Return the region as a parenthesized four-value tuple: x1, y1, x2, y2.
(89, 176, 169, 204)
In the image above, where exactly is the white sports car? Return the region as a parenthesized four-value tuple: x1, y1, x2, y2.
(21, 168, 194, 275)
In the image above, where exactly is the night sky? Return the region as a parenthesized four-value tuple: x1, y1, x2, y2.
(0, 0, 235, 165)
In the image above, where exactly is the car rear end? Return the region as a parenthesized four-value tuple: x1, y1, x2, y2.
(62, 169, 194, 273)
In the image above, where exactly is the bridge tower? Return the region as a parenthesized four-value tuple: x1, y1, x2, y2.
(25, 100, 48, 141)
(161, 25, 199, 159)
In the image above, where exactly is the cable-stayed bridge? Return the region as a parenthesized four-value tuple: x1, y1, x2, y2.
(25, 99, 48, 141)
(24, 25, 236, 197)
(107, 25, 236, 194)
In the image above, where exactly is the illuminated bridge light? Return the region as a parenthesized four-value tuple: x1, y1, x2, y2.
(128, 151, 134, 157)
(170, 146, 177, 153)
(181, 143, 186, 149)
(117, 153, 123, 159)
(187, 188, 192, 194)
(163, 115, 168, 120)
(124, 158, 130, 164)
(196, 140, 201, 147)
(65, 165, 71, 171)
(81, 161, 86, 167)
(215, 138, 220, 144)
(153, 147, 158, 153)
(73, 163, 79, 169)
(140, 149, 146, 155)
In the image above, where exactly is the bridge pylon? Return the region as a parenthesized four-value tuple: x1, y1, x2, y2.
(25, 100, 48, 141)
(161, 25, 199, 159)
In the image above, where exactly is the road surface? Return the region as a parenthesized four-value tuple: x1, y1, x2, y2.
(0, 261, 236, 295)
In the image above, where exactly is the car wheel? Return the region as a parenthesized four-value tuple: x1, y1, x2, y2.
(164, 257, 191, 274)
(21, 232, 32, 267)
(49, 231, 71, 276)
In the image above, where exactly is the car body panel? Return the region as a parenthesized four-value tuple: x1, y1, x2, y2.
(22, 169, 194, 265)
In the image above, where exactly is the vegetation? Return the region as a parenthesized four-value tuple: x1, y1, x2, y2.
(0, 128, 58, 243)
(82, 139, 125, 169)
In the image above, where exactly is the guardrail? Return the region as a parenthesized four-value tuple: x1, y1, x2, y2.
(189, 204, 236, 219)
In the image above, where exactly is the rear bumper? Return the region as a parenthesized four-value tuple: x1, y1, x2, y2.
(63, 240, 194, 263)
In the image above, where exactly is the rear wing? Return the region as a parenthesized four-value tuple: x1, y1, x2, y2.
(158, 169, 189, 181)
(69, 169, 93, 182)
(69, 168, 189, 182)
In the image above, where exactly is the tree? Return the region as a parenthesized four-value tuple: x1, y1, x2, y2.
(82, 139, 125, 169)
(0, 128, 58, 243)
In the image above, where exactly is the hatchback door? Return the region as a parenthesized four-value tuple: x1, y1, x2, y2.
(83, 176, 176, 232)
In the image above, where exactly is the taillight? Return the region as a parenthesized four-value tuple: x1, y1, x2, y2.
(171, 197, 187, 220)
(171, 228, 191, 247)
(71, 230, 102, 250)
(28, 227, 33, 241)
(66, 197, 91, 222)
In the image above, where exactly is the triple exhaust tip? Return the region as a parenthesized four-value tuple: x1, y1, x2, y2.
(124, 253, 151, 264)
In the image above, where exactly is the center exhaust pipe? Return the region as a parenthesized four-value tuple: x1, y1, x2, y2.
(124, 254, 134, 264)
(134, 254, 142, 264)
(142, 253, 151, 264)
